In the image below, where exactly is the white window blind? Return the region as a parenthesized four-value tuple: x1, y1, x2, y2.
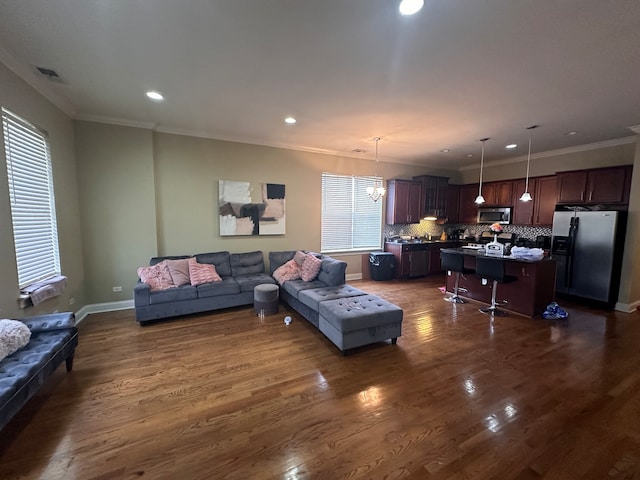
(2, 108, 60, 288)
(321, 173, 383, 253)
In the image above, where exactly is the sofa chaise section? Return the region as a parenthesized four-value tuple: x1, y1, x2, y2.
(269, 250, 403, 353)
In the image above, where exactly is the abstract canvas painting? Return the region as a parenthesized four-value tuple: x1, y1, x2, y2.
(219, 180, 286, 236)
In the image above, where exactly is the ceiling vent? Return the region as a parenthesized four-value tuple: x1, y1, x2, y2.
(33, 65, 66, 84)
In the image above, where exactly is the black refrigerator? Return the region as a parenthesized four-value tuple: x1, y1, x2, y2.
(551, 208, 627, 308)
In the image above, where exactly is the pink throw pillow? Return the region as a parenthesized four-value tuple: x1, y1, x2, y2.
(273, 259, 301, 285)
(137, 261, 175, 291)
(189, 259, 222, 286)
(300, 254, 322, 282)
(293, 250, 307, 267)
(166, 258, 191, 286)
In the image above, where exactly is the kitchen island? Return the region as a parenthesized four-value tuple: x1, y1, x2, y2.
(440, 247, 557, 317)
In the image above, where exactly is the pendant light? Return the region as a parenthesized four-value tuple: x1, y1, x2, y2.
(519, 125, 538, 202)
(366, 137, 386, 202)
(475, 137, 490, 204)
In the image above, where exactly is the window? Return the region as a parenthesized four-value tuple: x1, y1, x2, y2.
(321, 173, 383, 253)
(2, 108, 60, 288)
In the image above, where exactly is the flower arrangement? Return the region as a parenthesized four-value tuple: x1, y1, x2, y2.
(490, 223, 503, 233)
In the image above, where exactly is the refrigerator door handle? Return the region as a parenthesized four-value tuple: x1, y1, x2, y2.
(565, 217, 579, 289)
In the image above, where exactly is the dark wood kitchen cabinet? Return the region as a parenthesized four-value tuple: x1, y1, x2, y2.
(482, 180, 514, 206)
(384, 242, 428, 278)
(386, 179, 423, 224)
(511, 178, 536, 225)
(556, 166, 632, 205)
(445, 184, 460, 223)
(458, 184, 480, 224)
(413, 175, 449, 219)
(512, 176, 557, 226)
(532, 175, 557, 225)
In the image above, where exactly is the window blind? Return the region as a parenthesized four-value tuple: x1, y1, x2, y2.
(321, 173, 383, 253)
(2, 108, 60, 288)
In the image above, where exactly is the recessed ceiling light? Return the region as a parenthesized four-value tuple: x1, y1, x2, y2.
(146, 90, 164, 101)
(466, 154, 473, 158)
(399, 0, 424, 15)
(506, 144, 517, 149)
(284, 116, 297, 125)
(440, 149, 450, 153)
(565, 131, 578, 136)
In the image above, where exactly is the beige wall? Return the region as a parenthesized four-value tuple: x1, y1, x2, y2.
(0, 62, 84, 318)
(618, 138, 640, 309)
(74, 122, 157, 304)
(71, 125, 452, 304)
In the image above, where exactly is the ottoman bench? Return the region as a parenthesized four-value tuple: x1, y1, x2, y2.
(254, 283, 279, 316)
(318, 294, 403, 354)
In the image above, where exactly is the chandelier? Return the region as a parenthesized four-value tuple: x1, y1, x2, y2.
(366, 137, 386, 202)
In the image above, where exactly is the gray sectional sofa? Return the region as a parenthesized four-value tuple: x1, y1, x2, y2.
(134, 250, 276, 325)
(134, 249, 403, 354)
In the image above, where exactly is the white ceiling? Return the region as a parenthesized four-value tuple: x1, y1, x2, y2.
(1, 0, 639, 170)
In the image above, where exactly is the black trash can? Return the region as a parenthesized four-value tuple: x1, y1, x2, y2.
(369, 252, 395, 281)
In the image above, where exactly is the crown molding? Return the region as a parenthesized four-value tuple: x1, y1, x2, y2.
(0, 46, 77, 117)
(74, 113, 156, 130)
(458, 135, 638, 171)
(153, 125, 367, 159)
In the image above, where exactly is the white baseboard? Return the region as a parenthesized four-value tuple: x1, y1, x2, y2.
(75, 300, 134, 324)
(614, 300, 640, 314)
(346, 273, 363, 281)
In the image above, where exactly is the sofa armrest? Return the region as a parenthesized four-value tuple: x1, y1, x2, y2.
(134, 281, 151, 306)
(21, 312, 75, 332)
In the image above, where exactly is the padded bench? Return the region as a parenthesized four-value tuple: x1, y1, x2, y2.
(318, 294, 403, 353)
(0, 312, 78, 431)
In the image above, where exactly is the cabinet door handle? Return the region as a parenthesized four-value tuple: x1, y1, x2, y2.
(588, 190, 593, 201)
(580, 191, 584, 201)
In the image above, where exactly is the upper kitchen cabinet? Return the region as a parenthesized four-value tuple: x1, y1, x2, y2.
(556, 166, 632, 205)
(386, 179, 423, 224)
(458, 184, 480, 224)
(512, 178, 536, 225)
(482, 180, 514, 206)
(511, 176, 557, 226)
(532, 176, 557, 225)
(446, 184, 461, 223)
(413, 175, 449, 219)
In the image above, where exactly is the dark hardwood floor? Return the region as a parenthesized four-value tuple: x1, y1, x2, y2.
(1, 275, 639, 479)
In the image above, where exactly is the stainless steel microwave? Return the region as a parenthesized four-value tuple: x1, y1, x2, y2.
(477, 207, 511, 224)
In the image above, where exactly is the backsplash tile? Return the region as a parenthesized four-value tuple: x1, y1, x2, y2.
(385, 221, 551, 241)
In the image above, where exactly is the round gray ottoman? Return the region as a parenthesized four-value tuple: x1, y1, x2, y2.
(254, 283, 279, 315)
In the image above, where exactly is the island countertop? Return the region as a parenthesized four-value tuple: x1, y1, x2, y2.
(440, 247, 554, 264)
(440, 247, 557, 317)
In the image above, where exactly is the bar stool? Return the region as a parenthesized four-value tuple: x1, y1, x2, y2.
(441, 251, 474, 303)
(475, 256, 516, 316)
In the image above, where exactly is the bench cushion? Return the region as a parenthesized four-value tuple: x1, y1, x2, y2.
(318, 294, 403, 333)
(298, 285, 366, 312)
